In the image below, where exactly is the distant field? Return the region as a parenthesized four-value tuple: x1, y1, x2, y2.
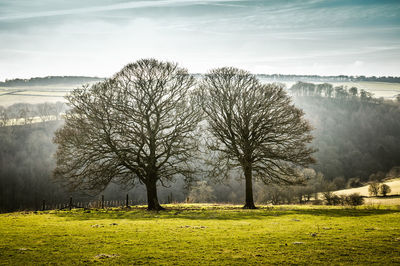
(330, 81, 400, 100)
(0, 204, 399, 265)
(334, 178, 400, 197)
(1, 81, 399, 106)
(0, 83, 85, 106)
(333, 178, 400, 205)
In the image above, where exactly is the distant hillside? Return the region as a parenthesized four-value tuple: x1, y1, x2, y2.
(0, 76, 104, 87)
(334, 178, 400, 197)
(255, 74, 400, 83)
(2, 74, 400, 87)
(331, 178, 400, 205)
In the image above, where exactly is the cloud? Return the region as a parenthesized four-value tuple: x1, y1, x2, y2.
(0, 0, 243, 21)
(0, 0, 399, 79)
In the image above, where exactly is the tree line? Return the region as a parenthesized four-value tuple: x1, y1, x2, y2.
(257, 74, 400, 83)
(0, 76, 103, 87)
(2, 73, 399, 88)
(290, 82, 400, 183)
(0, 102, 67, 126)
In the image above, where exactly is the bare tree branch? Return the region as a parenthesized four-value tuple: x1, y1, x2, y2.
(54, 59, 202, 210)
(199, 67, 316, 209)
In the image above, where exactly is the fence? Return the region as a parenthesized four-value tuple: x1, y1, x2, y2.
(40, 194, 145, 211)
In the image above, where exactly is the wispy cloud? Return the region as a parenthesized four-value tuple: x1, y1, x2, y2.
(0, 0, 399, 79)
(0, 0, 242, 21)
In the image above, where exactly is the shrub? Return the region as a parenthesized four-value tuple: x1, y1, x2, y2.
(346, 193, 364, 206)
(323, 192, 364, 206)
(322, 192, 341, 205)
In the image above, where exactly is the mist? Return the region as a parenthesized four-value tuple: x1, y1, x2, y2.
(1, 80, 399, 212)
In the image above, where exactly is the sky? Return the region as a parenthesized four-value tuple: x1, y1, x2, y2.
(0, 0, 400, 80)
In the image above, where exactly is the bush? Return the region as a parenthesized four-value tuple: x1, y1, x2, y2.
(322, 192, 364, 206)
(322, 192, 341, 205)
(345, 193, 364, 206)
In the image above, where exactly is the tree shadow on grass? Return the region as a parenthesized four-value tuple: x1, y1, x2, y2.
(50, 205, 400, 221)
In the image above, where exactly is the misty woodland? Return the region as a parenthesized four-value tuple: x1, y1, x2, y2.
(1, 59, 400, 212)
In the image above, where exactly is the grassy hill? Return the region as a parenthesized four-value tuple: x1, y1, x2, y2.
(333, 178, 400, 205)
(1, 204, 400, 265)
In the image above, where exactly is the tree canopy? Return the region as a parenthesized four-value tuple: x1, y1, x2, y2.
(54, 59, 201, 210)
(199, 67, 315, 208)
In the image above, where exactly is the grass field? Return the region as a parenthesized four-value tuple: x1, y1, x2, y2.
(1, 204, 400, 265)
(0, 85, 71, 106)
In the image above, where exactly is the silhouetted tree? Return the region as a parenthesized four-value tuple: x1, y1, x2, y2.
(199, 67, 315, 209)
(54, 59, 201, 210)
(37, 103, 53, 122)
(368, 182, 379, 196)
(379, 184, 391, 197)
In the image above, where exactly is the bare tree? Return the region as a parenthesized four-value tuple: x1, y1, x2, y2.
(199, 67, 315, 209)
(324, 83, 334, 98)
(18, 103, 34, 125)
(368, 182, 379, 196)
(53, 101, 66, 120)
(54, 59, 201, 210)
(36, 103, 53, 122)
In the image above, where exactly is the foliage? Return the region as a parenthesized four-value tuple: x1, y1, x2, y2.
(323, 192, 364, 206)
(345, 193, 364, 206)
(292, 86, 400, 181)
(322, 192, 342, 206)
(379, 184, 391, 197)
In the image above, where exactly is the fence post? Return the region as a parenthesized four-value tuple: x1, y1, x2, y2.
(126, 194, 129, 208)
(101, 195, 104, 209)
(42, 200, 45, 211)
(69, 197, 72, 210)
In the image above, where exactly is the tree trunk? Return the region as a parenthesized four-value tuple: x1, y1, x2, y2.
(145, 180, 164, 211)
(243, 163, 256, 209)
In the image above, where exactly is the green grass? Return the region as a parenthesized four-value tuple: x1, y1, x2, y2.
(1, 204, 400, 265)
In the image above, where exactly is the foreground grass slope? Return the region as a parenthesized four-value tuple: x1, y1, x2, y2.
(1, 204, 400, 265)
